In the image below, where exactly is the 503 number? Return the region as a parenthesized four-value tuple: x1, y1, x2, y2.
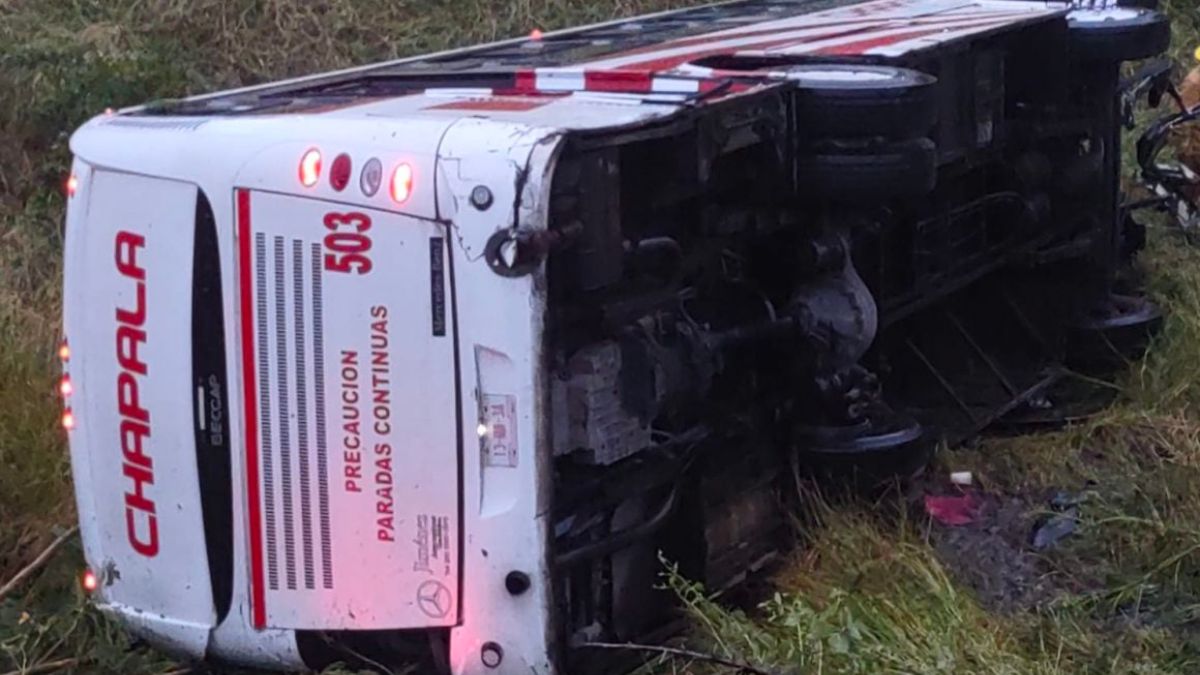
(322, 211, 373, 274)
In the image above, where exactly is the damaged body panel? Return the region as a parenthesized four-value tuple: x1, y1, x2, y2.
(61, 0, 1172, 673)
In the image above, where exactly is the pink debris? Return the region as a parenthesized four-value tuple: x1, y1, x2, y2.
(924, 493, 979, 526)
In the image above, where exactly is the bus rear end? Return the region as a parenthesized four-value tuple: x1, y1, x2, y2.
(62, 109, 559, 674)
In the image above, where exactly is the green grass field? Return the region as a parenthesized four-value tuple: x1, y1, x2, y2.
(1, 1, 1199, 673)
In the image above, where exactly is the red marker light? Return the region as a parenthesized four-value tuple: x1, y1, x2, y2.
(530, 28, 544, 40)
(61, 409, 76, 430)
(59, 342, 70, 361)
(390, 163, 414, 204)
(60, 376, 73, 397)
(66, 174, 79, 197)
(330, 153, 352, 192)
(299, 148, 322, 188)
(82, 569, 98, 593)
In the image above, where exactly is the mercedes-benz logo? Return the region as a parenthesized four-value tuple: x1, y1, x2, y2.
(416, 580, 452, 619)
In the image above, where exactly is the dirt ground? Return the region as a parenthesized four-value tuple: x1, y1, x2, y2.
(925, 490, 1061, 614)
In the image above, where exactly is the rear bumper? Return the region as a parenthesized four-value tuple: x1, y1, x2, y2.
(95, 599, 305, 671)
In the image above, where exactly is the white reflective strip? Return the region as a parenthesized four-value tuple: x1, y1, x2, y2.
(1068, 7, 1145, 22)
(670, 63, 716, 78)
(535, 69, 586, 91)
(652, 77, 701, 93)
(422, 88, 496, 98)
(971, 0, 1069, 12)
(570, 91, 688, 105)
(196, 385, 206, 431)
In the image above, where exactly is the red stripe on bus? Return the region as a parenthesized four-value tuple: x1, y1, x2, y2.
(583, 70, 653, 92)
(604, 11, 1026, 72)
(236, 188, 268, 630)
(513, 70, 537, 93)
(594, 16, 892, 61)
(426, 97, 552, 111)
(815, 16, 1010, 55)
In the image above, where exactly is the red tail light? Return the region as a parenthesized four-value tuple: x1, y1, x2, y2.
(390, 163, 414, 204)
(299, 148, 322, 188)
(59, 341, 70, 362)
(61, 409, 76, 430)
(82, 569, 98, 593)
(330, 153, 352, 192)
(66, 174, 79, 197)
(60, 376, 73, 397)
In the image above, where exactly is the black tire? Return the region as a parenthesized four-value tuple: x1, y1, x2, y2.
(795, 408, 930, 487)
(797, 138, 937, 202)
(1068, 7, 1170, 62)
(1066, 295, 1163, 372)
(789, 64, 938, 140)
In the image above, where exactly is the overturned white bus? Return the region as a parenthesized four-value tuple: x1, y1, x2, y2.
(61, 1, 1171, 673)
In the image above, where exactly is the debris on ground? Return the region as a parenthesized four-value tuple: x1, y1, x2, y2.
(924, 493, 980, 526)
(913, 471, 1067, 613)
(1030, 491, 1083, 551)
(1031, 511, 1078, 550)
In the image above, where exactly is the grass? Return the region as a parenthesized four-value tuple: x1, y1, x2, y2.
(1, 1, 1200, 674)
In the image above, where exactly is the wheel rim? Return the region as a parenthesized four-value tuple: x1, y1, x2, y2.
(1068, 7, 1146, 23)
(786, 66, 903, 85)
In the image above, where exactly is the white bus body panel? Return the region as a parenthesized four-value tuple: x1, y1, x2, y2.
(64, 168, 216, 657)
(66, 110, 568, 674)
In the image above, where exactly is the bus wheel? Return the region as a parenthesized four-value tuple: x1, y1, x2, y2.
(789, 64, 938, 140)
(1068, 7, 1170, 62)
(797, 137, 937, 202)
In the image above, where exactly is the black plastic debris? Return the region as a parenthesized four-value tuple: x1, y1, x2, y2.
(1030, 491, 1082, 551)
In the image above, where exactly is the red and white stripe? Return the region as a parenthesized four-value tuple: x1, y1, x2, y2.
(770, 14, 1028, 56)
(858, 15, 1047, 56)
(581, 0, 1064, 72)
(505, 68, 736, 97)
(412, 0, 1065, 113)
(236, 188, 269, 630)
